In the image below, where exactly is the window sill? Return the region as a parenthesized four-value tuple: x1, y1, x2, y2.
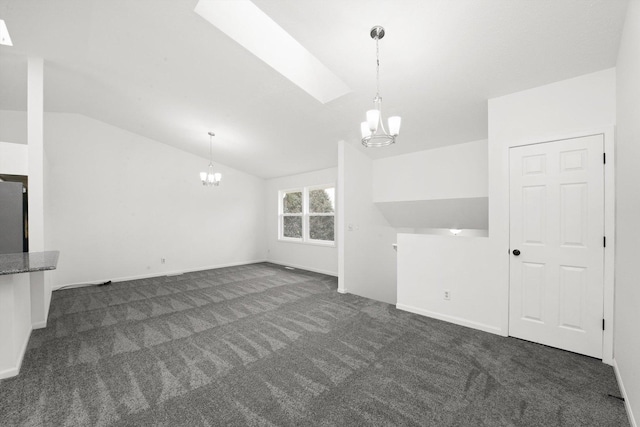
(277, 238, 336, 248)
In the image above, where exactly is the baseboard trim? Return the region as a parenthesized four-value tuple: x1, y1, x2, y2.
(0, 365, 19, 380)
(266, 260, 338, 277)
(613, 358, 637, 427)
(32, 320, 47, 329)
(337, 288, 347, 294)
(0, 326, 32, 380)
(396, 303, 503, 336)
(52, 259, 269, 291)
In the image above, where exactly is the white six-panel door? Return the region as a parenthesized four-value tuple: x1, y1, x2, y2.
(509, 135, 604, 358)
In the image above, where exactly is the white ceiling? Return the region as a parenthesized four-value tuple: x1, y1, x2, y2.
(0, 0, 629, 178)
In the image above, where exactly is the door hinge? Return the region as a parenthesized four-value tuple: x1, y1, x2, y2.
(602, 319, 605, 331)
(603, 153, 606, 164)
(604, 236, 606, 247)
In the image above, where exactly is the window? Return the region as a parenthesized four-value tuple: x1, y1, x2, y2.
(279, 185, 335, 245)
(281, 190, 303, 239)
(308, 187, 335, 242)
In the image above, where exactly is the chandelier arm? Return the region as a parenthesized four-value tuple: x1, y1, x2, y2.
(371, 94, 388, 135)
(377, 116, 389, 135)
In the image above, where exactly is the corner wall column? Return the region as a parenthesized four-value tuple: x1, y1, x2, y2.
(27, 57, 47, 328)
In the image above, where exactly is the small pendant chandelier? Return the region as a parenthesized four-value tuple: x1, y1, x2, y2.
(200, 132, 221, 186)
(360, 26, 401, 148)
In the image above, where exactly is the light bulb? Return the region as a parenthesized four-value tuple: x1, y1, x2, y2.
(360, 122, 371, 138)
(388, 116, 401, 136)
(366, 110, 380, 132)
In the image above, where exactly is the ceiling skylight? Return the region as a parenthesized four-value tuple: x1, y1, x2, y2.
(0, 19, 13, 46)
(194, 0, 351, 104)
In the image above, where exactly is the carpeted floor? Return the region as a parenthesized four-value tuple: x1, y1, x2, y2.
(0, 263, 629, 426)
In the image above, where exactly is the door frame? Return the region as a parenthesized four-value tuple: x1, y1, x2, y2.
(507, 127, 615, 364)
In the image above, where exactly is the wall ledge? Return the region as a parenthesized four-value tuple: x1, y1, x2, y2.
(375, 197, 488, 230)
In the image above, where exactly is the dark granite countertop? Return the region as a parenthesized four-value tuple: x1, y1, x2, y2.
(0, 251, 60, 276)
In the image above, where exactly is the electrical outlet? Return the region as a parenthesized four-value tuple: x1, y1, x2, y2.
(443, 290, 451, 300)
(161, 258, 166, 264)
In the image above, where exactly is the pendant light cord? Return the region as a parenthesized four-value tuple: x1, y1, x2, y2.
(375, 36, 381, 98)
(209, 134, 213, 166)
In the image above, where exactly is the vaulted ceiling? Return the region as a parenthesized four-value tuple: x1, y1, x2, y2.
(0, 0, 629, 178)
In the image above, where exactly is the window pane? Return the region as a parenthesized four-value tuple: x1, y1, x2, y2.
(283, 216, 302, 238)
(309, 215, 334, 241)
(309, 188, 335, 213)
(283, 191, 302, 213)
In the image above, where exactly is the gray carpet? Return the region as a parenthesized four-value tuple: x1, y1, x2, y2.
(0, 262, 629, 426)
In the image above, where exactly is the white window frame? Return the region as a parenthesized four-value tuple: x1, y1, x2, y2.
(279, 188, 304, 242)
(278, 184, 336, 247)
(306, 184, 336, 246)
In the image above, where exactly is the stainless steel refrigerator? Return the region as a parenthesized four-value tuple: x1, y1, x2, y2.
(0, 181, 27, 254)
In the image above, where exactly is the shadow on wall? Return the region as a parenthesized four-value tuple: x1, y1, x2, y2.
(375, 198, 488, 234)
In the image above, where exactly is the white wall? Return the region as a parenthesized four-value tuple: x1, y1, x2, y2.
(43, 113, 267, 288)
(397, 68, 622, 342)
(614, 1, 640, 425)
(488, 68, 616, 338)
(372, 140, 488, 232)
(340, 141, 397, 304)
(489, 68, 616, 143)
(340, 139, 489, 305)
(265, 167, 338, 276)
(0, 141, 28, 174)
(0, 110, 28, 145)
(372, 139, 488, 202)
(387, 141, 493, 331)
(397, 233, 500, 334)
(373, 138, 491, 324)
(0, 273, 31, 379)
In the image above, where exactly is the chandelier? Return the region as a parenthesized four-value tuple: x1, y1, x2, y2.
(200, 132, 221, 186)
(360, 26, 401, 148)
